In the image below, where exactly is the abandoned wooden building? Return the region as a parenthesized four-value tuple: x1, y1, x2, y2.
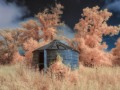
(32, 40, 79, 71)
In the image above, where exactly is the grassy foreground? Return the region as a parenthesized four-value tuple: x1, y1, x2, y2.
(0, 63, 120, 90)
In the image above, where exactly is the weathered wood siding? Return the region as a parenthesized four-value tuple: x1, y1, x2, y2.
(32, 51, 39, 67)
(47, 49, 79, 69)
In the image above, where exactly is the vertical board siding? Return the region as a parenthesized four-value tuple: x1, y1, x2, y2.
(32, 51, 39, 68)
(47, 50, 79, 69)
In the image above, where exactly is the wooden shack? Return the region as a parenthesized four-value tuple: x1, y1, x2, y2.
(32, 40, 79, 71)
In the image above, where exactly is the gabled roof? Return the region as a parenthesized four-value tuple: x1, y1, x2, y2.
(33, 40, 79, 53)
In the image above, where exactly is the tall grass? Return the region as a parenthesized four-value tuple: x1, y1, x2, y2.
(0, 62, 120, 90)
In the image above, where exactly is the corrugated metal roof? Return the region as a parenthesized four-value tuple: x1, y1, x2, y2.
(33, 40, 79, 53)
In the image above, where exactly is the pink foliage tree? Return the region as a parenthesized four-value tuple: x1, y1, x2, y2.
(111, 38, 120, 66)
(71, 6, 120, 66)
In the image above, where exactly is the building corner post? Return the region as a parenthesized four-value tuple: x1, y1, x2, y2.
(44, 50, 47, 72)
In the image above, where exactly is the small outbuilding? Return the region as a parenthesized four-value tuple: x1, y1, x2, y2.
(32, 40, 79, 71)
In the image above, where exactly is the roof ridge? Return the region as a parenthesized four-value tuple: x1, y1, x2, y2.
(33, 40, 79, 53)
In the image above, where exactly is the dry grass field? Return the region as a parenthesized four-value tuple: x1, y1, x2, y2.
(0, 62, 120, 90)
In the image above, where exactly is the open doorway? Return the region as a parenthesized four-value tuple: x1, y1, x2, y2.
(39, 52, 44, 70)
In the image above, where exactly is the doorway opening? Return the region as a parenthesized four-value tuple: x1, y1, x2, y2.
(39, 52, 44, 70)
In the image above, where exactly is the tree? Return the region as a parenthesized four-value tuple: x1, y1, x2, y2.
(111, 38, 120, 66)
(72, 6, 120, 66)
(22, 3, 63, 42)
(0, 29, 24, 64)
